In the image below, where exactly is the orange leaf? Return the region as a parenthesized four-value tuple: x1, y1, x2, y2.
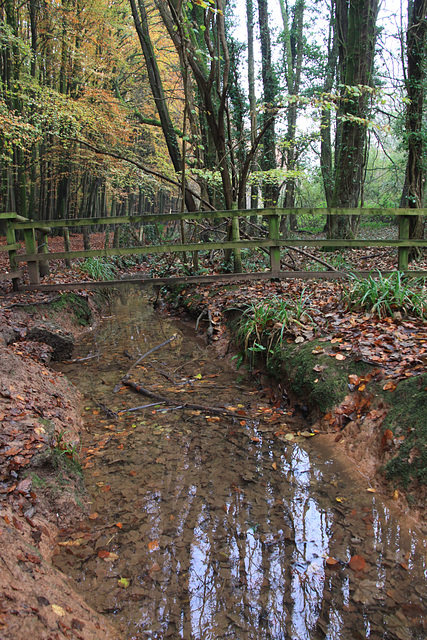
(326, 557, 340, 567)
(97, 550, 110, 559)
(148, 540, 160, 552)
(383, 380, 397, 391)
(348, 375, 360, 385)
(116, 522, 123, 529)
(272, 462, 277, 470)
(251, 436, 260, 442)
(349, 555, 366, 571)
(89, 512, 99, 520)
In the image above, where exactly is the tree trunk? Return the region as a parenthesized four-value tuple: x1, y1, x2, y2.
(258, 0, 279, 207)
(129, 0, 197, 212)
(400, 0, 427, 260)
(330, 0, 379, 239)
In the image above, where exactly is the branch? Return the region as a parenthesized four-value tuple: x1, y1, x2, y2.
(71, 137, 216, 212)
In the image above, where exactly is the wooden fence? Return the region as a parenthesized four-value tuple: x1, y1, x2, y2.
(1, 208, 427, 290)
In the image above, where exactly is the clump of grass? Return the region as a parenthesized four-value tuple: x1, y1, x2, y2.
(232, 290, 314, 367)
(342, 271, 427, 319)
(80, 257, 117, 281)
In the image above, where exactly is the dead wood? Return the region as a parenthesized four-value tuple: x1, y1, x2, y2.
(285, 246, 338, 271)
(114, 333, 177, 392)
(122, 380, 235, 416)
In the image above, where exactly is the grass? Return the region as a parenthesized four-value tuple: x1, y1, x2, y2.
(342, 271, 427, 319)
(231, 290, 315, 369)
(80, 257, 117, 280)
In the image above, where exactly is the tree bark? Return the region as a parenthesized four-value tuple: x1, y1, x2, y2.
(400, 0, 427, 259)
(330, 0, 379, 239)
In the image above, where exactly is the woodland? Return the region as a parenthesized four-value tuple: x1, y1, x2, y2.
(1, 0, 427, 243)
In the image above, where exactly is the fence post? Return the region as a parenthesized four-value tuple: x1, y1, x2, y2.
(6, 217, 20, 291)
(398, 214, 410, 272)
(24, 228, 40, 284)
(37, 230, 50, 277)
(232, 216, 242, 273)
(269, 213, 281, 274)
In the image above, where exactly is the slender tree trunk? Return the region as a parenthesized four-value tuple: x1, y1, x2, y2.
(400, 0, 427, 259)
(258, 0, 279, 207)
(129, 0, 197, 212)
(247, 0, 258, 214)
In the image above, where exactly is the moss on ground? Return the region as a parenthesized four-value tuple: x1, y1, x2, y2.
(264, 341, 371, 413)
(49, 293, 92, 326)
(382, 373, 427, 489)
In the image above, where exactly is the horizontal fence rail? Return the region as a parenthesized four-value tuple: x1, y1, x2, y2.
(1, 207, 426, 290)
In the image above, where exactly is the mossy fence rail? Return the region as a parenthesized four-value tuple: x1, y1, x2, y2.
(1, 208, 426, 291)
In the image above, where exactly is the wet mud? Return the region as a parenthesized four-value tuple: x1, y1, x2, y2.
(54, 291, 427, 640)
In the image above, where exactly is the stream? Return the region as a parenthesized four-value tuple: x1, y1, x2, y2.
(53, 290, 427, 640)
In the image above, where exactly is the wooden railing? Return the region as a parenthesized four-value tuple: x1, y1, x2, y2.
(1, 208, 427, 290)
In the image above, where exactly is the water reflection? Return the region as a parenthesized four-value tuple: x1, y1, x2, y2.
(54, 290, 426, 640)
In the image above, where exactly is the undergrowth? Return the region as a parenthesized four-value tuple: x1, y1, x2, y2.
(80, 257, 117, 281)
(342, 271, 427, 319)
(231, 291, 314, 369)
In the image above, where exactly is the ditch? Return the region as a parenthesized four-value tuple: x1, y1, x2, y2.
(53, 289, 426, 640)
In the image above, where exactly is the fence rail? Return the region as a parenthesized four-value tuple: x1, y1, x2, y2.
(1, 207, 427, 290)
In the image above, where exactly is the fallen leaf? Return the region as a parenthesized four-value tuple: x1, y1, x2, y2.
(383, 380, 397, 391)
(148, 540, 160, 552)
(335, 354, 346, 361)
(103, 552, 119, 562)
(326, 557, 340, 567)
(52, 604, 66, 617)
(349, 555, 366, 572)
(117, 577, 130, 588)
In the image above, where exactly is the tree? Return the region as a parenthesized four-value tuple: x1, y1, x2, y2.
(258, 0, 279, 206)
(329, 0, 380, 238)
(400, 0, 427, 256)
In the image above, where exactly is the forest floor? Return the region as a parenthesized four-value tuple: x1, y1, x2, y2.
(0, 229, 427, 638)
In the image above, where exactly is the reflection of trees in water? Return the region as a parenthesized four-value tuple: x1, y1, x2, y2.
(139, 422, 336, 639)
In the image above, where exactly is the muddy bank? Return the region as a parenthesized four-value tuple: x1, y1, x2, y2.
(0, 292, 118, 639)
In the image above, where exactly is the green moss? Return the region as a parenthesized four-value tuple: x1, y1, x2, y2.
(383, 373, 427, 488)
(50, 293, 92, 326)
(266, 340, 371, 413)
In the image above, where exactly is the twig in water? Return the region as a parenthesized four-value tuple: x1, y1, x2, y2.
(113, 334, 178, 392)
(68, 352, 101, 364)
(119, 402, 165, 413)
(123, 380, 236, 416)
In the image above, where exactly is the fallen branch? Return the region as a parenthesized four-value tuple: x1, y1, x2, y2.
(122, 380, 235, 416)
(68, 352, 101, 364)
(95, 401, 119, 419)
(119, 402, 165, 413)
(285, 246, 338, 272)
(114, 334, 178, 392)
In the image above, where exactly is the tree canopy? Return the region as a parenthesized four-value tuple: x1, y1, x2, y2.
(0, 0, 424, 236)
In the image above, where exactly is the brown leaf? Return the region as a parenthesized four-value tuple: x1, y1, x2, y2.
(349, 555, 366, 572)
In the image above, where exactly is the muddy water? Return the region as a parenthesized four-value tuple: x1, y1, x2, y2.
(54, 291, 427, 640)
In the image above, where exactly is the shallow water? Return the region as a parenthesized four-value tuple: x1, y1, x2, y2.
(54, 290, 427, 640)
